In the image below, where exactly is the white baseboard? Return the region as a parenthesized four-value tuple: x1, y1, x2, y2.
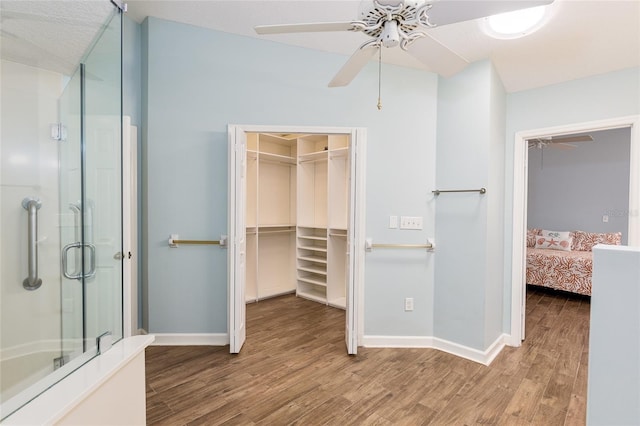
(362, 333, 509, 366)
(150, 333, 229, 346)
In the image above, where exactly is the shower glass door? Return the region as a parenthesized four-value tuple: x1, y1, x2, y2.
(59, 66, 85, 364)
(0, 2, 123, 420)
(59, 3, 124, 368)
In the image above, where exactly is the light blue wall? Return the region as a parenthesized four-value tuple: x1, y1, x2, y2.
(434, 60, 505, 350)
(485, 63, 506, 348)
(139, 15, 640, 348)
(142, 17, 438, 335)
(528, 127, 630, 244)
(503, 67, 640, 330)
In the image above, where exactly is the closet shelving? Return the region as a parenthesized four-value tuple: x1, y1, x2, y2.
(295, 134, 349, 309)
(245, 133, 297, 302)
(245, 132, 350, 309)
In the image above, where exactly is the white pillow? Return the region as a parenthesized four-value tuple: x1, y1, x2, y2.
(534, 230, 572, 251)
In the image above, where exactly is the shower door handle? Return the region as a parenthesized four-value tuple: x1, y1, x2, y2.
(62, 242, 96, 280)
(22, 197, 43, 290)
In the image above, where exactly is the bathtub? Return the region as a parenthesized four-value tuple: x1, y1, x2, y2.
(1, 348, 64, 403)
(1, 335, 154, 425)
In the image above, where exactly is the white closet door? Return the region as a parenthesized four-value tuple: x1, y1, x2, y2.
(228, 126, 247, 353)
(345, 129, 364, 355)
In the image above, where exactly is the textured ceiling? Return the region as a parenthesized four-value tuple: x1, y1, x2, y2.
(125, 0, 640, 93)
(2, 1, 638, 92)
(0, 0, 116, 76)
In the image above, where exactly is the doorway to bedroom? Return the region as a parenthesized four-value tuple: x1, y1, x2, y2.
(511, 116, 640, 342)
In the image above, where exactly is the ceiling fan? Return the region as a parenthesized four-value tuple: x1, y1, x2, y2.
(527, 135, 594, 150)
(254, 0, 553, 89)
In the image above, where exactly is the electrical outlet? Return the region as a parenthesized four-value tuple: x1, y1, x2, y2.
(404, 297, 414, 311)
(602, 215, 609, 223)
(389, 215, 398, 229)
(400, 216, 423, 230)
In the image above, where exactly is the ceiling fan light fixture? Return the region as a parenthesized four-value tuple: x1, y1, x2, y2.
(381, 20, 401, 47)
(482, 5, 550, 40)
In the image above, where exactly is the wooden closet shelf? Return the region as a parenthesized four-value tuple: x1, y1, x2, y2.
(298, 276, 327, 287)
(297, 265, 327, 275)
(298, 255, 327, 264)
(298, 245, 328, 252)
(298, 235, 328, 241)
(298, 150, 328, 163)
(259, 152, 296, 165)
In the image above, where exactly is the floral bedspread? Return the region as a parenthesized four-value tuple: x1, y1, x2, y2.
(526, 248, 592, 296)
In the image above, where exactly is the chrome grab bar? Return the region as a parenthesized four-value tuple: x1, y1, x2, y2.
(22, 197, 43, 290)
(62, 242, 96, 280)
(432, 188, 487, 195)
(365, 238, 435, 252)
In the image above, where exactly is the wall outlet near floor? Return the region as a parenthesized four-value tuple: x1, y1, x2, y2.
(404, 297, 414, 311)
(400, 216, 423, 230)
(602, 215, 609, 223)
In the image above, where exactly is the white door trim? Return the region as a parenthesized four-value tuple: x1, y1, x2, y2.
(227, 124, 366, 352)
(122, 117, 138, 338)
(509, 115, 640, 346)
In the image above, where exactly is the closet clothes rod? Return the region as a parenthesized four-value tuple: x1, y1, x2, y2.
(432, 187, 486, 195)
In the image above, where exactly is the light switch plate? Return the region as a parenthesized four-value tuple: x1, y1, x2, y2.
(389, 215, 398, 229)
(400, 216, 423, 230)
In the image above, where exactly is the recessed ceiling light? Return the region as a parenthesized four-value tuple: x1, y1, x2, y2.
(482, 5, 550, 40)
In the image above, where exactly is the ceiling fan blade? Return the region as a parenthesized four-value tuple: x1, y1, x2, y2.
(550, 143, 575, 150)
(550, 135, 594, 144)
(427, 0, 554, 26)
(255, 21, 361, 35)
(328, 44, 378, 87)
(405, 34, 469, 77)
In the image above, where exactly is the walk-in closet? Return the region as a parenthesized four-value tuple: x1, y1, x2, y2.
(244, 132, 350, 309)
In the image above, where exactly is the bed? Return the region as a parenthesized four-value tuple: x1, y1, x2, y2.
(526, 229, 622, 296)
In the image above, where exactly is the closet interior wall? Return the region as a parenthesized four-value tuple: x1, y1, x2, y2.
(245, 133, 349, 309)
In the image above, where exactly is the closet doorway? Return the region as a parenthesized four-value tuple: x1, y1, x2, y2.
(509, 115, 640, 344)
(228, 125, 366, 355)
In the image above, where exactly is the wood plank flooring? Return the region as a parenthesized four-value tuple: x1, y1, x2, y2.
(146, 286, 590, 425)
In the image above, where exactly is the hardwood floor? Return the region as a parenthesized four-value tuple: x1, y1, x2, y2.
(146, 287, 590, 425)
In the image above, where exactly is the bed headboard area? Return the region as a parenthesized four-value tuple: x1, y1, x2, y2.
(527, 228, 622, 251)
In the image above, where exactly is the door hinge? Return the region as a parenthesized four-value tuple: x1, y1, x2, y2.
(50, 123, 67, 141)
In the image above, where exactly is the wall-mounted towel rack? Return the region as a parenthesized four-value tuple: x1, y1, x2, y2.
(365, 238, 434, 252)
(432, 187, 486, 195)
(169, 234, 227, 248)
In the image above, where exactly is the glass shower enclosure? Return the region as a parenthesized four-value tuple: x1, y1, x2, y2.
(1, 0, 124, 419)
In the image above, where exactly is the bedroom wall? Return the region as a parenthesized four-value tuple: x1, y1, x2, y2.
(527, 127, 631, 244)
(141, 17, 439, 338)
(503, 66, 640, 330)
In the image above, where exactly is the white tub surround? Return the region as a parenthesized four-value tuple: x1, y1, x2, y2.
(2, 335, 154, 425)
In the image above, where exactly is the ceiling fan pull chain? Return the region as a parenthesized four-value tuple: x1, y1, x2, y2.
(377, 45, 382, 110)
